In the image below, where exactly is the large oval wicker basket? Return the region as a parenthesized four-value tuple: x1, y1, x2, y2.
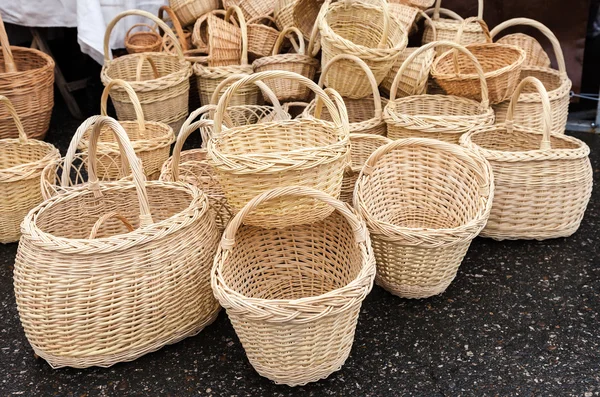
(101, 10, 191, 133)
(211, 186, 376, 386)
(0, 96, 60, 243)
(460, 77, 592, 241)
(384, 41, 494, 144)
(207, 71, 350, 228)
(15, 116, 220, 368)
(354, 137, 494, 299)
(0, 15, 54, 140)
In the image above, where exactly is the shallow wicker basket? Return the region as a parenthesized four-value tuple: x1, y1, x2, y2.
(354, 137, 493, 299)
(319, 0, 408, 98)
(169, 0, 219, 26)
(384, 41, 494, 143)
(15, 116, 220, 368)
(207, 71, 350, 228)
(252, 27, 320, 102)
(460, 77, 592, 241)
(125, 23, 163, 54)
(0, 96, 60, 243)
(78, 80, 175, 181)
(490, 18, 571, 135)
(211, 186, 376, 386)
(101, 10, 191, 133)
(0, 15, 54, 140)
(303, 54, 387, 136)
(380, 10, 436, 97)
(246, 16, 280, 60)
(340, 133, 391, 204)
(422, 0, 487, 51)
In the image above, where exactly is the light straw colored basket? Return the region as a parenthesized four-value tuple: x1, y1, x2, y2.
(101, 10, 191, 133)
(340, 133, 391, 204)
(490, 18, 571, 135)
(192, 10, 225, 53)
(303, 54, 387, 136)
(460, 77, 592, 240)
(211, 186, 376, 386)
(274, 0, 298, 30)
(396, 0, 435, 9)
(384, 41, 494, 143)
(223, 0, 277, 22)
(387, 2, 420, 34)
(208, 71, 350, 228)
(15, 116, 220, 368)
(493, 25, 551, 68)
(380, 10, 436, 97)
(125, 24, 163, 54)
(246, 16, 280, 60)
(160, 107, 232, 232)
(78, 80, 175, 181)
(169, 0, 219, 26)
(252, 27, 320, 102)
(432, 18, 526, 105)
(422, 0, 487, 51)
(319, 0, 408, 98)
(354, 137, 494, 299)
(0, 14, 54, 140)
(0, 96, 60, 243)
(293, 0, 325, 39)
(204, 6, 247, 67)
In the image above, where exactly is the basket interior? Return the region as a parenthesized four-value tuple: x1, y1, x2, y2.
(35, 184, 195, 239)
(388, 95, 485, 118)
(0, 141, 55, 170)
(359, 145, 484, 229)
(469, 127, 580, 152)
(517, 68, 563, 93)
(436, 44, 523, 75)
(214, 119, 340, 155)
(0, 48, 52, 74)
(221, 211, 363, 300)
(128, 31, 161, 45)
(106, 53, 185, 82)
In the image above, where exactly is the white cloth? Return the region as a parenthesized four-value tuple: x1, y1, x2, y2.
(1, 0, 167, 64)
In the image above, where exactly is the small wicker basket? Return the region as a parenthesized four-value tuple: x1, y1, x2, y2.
(246, 16, 280, 60)
(211, 186, 376, 386)
(0, 96, 60, 243)
(460, 77, 592, 240)
(169, 0, 219, 26)
(125, 23, 163, 54)
(274, 0, 298, 30)
(355, 138, 494, 299)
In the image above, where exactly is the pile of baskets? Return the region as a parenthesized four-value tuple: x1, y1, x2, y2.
(2, 0, 594, 389)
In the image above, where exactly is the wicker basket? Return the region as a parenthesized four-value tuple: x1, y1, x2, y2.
(491, 19, 551, 69)
(252, 27, 320, 102)
(274, 0, 298, 30)
(422, 0, 487, 51)
(208, 71, 350, 228)
(490, 18, 571, 135)
(101, 10, 191, 133)
(0, 14, 54, 140)
(211, 186, 376, 386)
(384, 41, 494, 143)
(319, 0, 408, 98)
(460, 77, 592, 240)
(340, 133, 391, 204)
(160, 107, 232, 232)
(247, 16, 280, 60)
(169, 0, 219, 26)
(292, 0, 324, 40)
(223, 0, 277, 22)
(380, 10, 436, 97)
(396, 0, 435, 9)
(432, 18, 526, 105)
(388, 2, 420, 34)
(78, 79, 175, 181)
(0, 96, 60, 243)
(303, 54, 387, 136)
(192, 10, 225, 52)
(159, 6, 192, 54)
(355, 138, 493, 299)
(15, 116, 220, 368)
(125, 24, 163, 54)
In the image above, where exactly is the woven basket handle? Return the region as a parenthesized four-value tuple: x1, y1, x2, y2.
(391, 40, 489, 108)
(135, 54, 160, 81)
(158, 5, 189, 51)
(454, 16, 491, 44)
(314, 87, 350, 140)
(0, 14, 16, 73)
(318, 54, 382, 119)
(425, 7, 462, 22)
(361, 137, 491, 197)
(213, 71, 349, 138)
(104, 9, 185, 61)
(88, 211, 135, 239)
(272, 27, 305, 55)
(432, 0, 483, 20)
(220, 186, 366, 249)
(0, 95, 27, 142)
(100, 79, 146, 135)
(489, 18, 566, 74)
(505, 76, 552, 150)
(171, 118, 216, 180)
(125, 23, 158, 40)
(419, 10, 437, 41)
(225, 5, 249, 66)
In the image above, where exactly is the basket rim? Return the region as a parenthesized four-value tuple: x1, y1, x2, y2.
(431, 43, 526, 81)
(252, 53, 320, 69)
(0, 140, 60, 182)
(21, 180, 211, 253)
(193, 62, 253, 78)
(427, 17, 487, 32)
(303, 97, 387, 134)
(77, 120, 176, 152)
(460, 124, 591, 161)
(0, 46, 55, 77)
(507, 67, 571, 103)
